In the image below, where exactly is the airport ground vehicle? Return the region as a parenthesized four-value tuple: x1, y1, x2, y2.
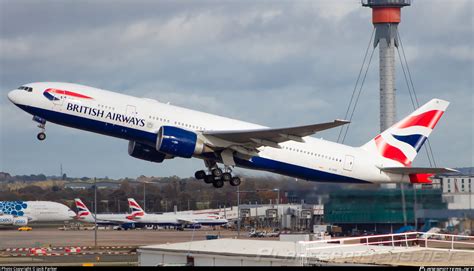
(18, 226, 32, 231)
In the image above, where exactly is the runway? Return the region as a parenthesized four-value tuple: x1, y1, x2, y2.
(0, 227, 240, 249)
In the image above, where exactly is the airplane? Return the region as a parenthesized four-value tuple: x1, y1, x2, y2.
(74, 198, 136, 229)
(0, 201, 76, 227)
(7, 82, 456, 188)
(127, 198, 228, 227)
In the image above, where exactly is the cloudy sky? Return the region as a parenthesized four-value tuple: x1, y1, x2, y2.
(0, 0, 472, 179)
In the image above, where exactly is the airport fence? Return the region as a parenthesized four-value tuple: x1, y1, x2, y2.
(297, 231, 474, 265)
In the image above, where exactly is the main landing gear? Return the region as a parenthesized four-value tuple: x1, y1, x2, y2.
(33, 116, 47, 141)
(194, 166, 241, 189)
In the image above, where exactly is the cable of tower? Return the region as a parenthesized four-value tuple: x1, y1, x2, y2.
(397, 46, 434, 167)
(397, 29, 438, 167)
(337, 27, 375, 143)
(341, 45, 377, 144)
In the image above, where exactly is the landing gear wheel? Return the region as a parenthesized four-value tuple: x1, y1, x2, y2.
(212, 179, 224, 188)
(221, 173, 232, 182)
(195, 170, 206, 180)
(230, 177, 241, 186)
(37, 132, 46, 141)
(211, 168, 223, 177)
(204, 175, 214, 184)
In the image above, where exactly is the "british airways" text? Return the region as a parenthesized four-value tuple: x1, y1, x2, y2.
(66, 103, 145, 127)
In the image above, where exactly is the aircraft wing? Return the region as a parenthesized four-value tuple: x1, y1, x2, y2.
(203, 119, 349, 148)
(380, 167, 458, 174)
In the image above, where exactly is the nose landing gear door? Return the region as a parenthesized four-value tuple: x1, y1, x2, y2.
(343, 155, 354, 171)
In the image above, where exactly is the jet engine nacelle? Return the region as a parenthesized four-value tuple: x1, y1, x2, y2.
(156, 126, 206, 158)
(12, 217, 28, 226)
(128, 141, 168, 163)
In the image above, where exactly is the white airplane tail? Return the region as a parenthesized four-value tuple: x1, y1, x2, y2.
(74, 198, 92, 219)
(360, 99, 452, 183)
(127, 198, 145, 219)
(361, 98, 449, 167)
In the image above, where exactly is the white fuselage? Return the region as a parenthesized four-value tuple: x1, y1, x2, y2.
(0, 201, 76, 223)
(135, 213, 228, 226)
(77, 213, 133, 225)
(7, 82, 410, 184)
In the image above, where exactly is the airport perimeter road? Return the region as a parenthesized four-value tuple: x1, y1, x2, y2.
(0, 228, 241, 249)
(0, 254, 138, 266)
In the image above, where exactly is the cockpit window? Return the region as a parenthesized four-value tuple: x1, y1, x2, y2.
(18, 86, 33, 92)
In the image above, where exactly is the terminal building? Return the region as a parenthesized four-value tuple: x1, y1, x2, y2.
(437, 174, 474, 209)
(324, 188, 447, 234)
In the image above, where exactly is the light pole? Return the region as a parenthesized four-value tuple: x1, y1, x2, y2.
(143, 181, 146, 212)
(274, 188, 280, 206)
(413, 184, 418, 230)
(237, 186, 240, 238)
(94, 177, 97, 249)
(274, 188, 281, 229)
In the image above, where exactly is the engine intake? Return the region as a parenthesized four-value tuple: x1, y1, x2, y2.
(128, 141, 167, 163)
(156, 126, 205, 158)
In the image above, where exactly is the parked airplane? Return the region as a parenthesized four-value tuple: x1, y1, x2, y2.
(127, 198, 228, 227)
(0, 201, 75, 226)
(7, 83, 455, 188)
(74, 198, 135, 229)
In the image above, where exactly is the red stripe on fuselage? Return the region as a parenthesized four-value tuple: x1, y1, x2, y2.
(374, 135, 411, 166)
(395, 110, 444, 129)
(45, 88, 93, 99)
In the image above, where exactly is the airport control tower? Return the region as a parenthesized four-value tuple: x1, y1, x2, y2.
(362, 0, 411, 132)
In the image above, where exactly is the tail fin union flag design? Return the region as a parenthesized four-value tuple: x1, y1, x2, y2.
(127, 199, 144, 220)
(74, 199, 90, 218)
(374, 109, 445, 167)
(43, 88, 93, 101)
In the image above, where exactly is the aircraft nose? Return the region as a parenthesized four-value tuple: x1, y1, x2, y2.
(7, 89, 19, 104)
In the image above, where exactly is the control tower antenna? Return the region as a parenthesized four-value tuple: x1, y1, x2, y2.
(362, 0, 411, 132)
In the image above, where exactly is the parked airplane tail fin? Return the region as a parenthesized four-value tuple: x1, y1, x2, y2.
(361, 98, 449, 167)
(127, 198, 145, 220)
(74, 198, 91, 219)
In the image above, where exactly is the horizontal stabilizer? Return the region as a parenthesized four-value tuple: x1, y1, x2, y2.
(380, 167, 458, 174)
